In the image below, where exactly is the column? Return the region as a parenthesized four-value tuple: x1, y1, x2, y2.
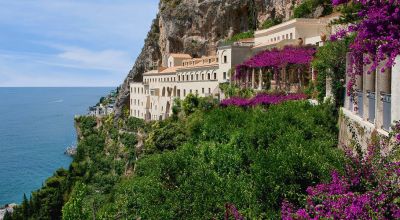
(245, 69, 249, 89)
(251, 69, 255, 89)
(258, 68, 262, 90)
(376, 60, 391, 130)
(325, 75, 333, 101)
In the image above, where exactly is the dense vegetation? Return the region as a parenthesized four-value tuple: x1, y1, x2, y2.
(312, 36, 353, 107)
(283, 123, 400, 219)
(223, 31, 254, 45)
(261, 18, 282, 30)
(6, 95, 346, 219)
(293, 0, 333, 18)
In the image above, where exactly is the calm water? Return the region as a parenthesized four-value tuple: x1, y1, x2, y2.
(0, 87, 112, 205)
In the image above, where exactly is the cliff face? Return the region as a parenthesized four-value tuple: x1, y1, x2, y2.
(115, 0, 302, 117)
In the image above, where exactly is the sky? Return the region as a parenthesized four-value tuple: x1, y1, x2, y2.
(0, 0, 159, 87)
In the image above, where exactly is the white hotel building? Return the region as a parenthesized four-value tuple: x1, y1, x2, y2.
(130, 15, 340, 121)
(130, 45, 253, 120)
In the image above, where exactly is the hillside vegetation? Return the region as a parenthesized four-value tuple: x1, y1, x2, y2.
(7, 98, 346, 219)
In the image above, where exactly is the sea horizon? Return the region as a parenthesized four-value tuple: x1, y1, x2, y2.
(0, 87, 113, 205)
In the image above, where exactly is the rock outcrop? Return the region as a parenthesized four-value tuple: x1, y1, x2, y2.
(114, 0, 304, 117)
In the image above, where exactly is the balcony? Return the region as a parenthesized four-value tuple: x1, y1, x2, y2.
(381, 93, 391, 131)
(366, 91, 375, 123)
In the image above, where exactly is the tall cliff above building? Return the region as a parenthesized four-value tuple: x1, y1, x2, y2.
(114, 0, 304, 117)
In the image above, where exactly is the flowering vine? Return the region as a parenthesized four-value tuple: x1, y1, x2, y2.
(331, 0, 400, 95)
(282, 122, 400, 219)
(235, 46, 316, 79)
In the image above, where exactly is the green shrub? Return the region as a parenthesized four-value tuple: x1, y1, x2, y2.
(261, 18, 282, 29)
(125, 117, 145, 132)
(103, 101, 345, 219)
(182, 93, 200, 115)
(293, 0, 332, 18)
(224, 31, 254, 45)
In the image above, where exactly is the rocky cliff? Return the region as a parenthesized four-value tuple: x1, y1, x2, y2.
(114, 0, 303, 117)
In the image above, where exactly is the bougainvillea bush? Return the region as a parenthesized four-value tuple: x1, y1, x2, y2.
(331, 0, 400, 95)
(220, 93, 307, 107)
(282, 122, 400, 219)
(235, 46, 316, 79)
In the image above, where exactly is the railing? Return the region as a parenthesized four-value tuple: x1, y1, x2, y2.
(381, 93, 391, 131)
(367, 91, 376, 123)
(357, 91, 363, 117)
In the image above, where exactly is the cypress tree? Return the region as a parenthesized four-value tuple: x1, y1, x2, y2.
(21, 193, 29, 219)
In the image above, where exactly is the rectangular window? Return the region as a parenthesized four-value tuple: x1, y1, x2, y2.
(202, 88, 205, 94)
(223, 72, 227, 80)
(214, 72, 217, 80)
(290, 33, 293, 39)
(208, 88, 211, 94)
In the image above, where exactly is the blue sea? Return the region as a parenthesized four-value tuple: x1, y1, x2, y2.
(0, 87, 112, 205)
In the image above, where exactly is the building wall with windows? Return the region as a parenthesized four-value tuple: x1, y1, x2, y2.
(253, 18, 329, 51)
(130, 54, 231, 121)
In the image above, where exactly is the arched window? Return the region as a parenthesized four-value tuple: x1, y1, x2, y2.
(214, 72, 217, 80)
(208, 73, 211, 80)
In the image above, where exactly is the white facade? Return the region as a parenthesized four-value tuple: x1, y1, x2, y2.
(253, 17, 335, 51)
(130, 48, 252, 120)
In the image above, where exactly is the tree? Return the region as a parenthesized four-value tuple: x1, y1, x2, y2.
(21, 194, 29, 219)
(62, 183, 89, 220)
(312, 36, 353, 107)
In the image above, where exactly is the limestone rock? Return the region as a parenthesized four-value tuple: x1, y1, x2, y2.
(114, 0, 305, 117)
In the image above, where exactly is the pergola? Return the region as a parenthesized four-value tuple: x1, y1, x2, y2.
(233, 45, 316, 93)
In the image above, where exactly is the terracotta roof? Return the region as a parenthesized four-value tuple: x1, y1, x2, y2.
(143, 69, 159, 75)
(169, 53, 192, 59)
(159, 66, 178, 74)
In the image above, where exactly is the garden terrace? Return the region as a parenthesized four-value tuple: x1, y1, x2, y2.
(233, 46, 316, 93)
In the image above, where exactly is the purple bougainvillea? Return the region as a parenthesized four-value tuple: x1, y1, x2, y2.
(235, 46, 316, 79)
(282, 122, 400, 220)
(220, 93, 307, 107)
(331, 0, 400, 96)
